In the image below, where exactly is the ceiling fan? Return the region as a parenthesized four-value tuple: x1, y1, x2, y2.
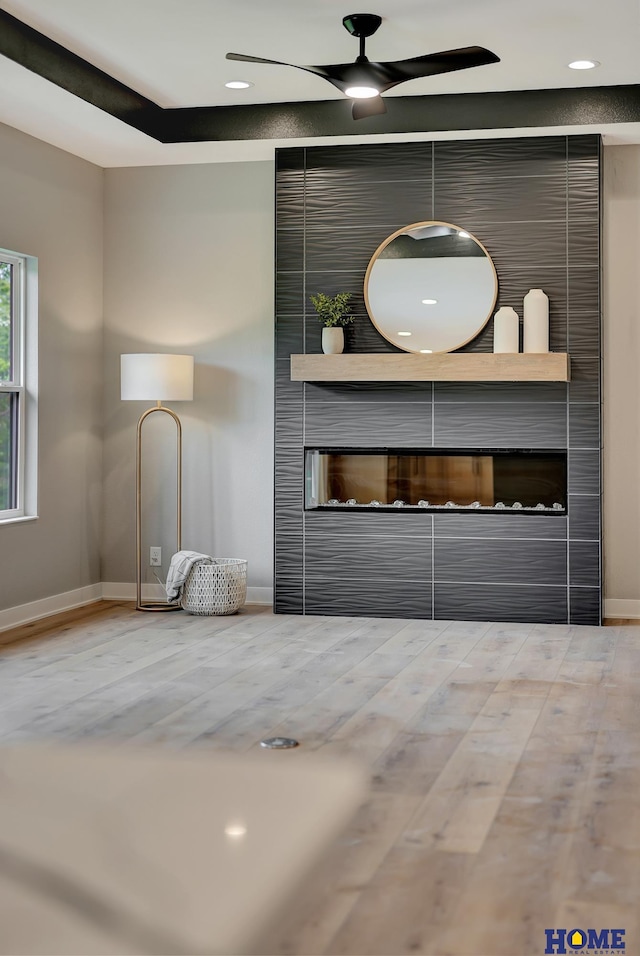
(226, 13, 500, 120)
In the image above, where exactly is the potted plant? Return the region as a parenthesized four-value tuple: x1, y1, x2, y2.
(310, 292, 355, 354)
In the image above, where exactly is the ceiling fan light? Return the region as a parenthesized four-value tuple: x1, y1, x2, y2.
(345, 85, 380, 99)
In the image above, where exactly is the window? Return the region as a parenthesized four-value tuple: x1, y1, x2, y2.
(0, 248, 37, 521)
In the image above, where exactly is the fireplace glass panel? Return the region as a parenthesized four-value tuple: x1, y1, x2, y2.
(305, 449, 567, 513)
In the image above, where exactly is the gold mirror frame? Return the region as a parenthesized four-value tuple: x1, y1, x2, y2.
(363, 220, 498, 354)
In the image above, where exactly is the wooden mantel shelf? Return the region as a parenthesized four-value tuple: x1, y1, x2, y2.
(290, 352, 570, 383)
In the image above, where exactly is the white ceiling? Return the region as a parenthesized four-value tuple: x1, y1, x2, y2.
(0, 0, 639, 167)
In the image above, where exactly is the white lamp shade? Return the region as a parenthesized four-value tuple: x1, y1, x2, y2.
(121, 353, 194, 402)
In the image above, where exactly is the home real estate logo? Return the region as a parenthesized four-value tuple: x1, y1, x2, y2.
(544, 928, 626, 954)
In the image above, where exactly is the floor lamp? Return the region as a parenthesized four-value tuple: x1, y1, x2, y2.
(121, 353, 194, 612)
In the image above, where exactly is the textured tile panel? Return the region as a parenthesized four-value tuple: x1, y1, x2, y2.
(305, 533, 431, 580)
(568, 179, 600, 222)
(568, 135, 601, 163)
(304, 224, 409, 273)
(434, 136, 568, 181)
(305, 578, 431, 619)
(434, 175, 567, 225)
(275, 176, 305, 227)
(304, 510, 433, 537)
(275, 360, 303, 403)
(275, 148, 305, 173)
(569, 539, 601, 587)
(569, 586, 601, 625)
(568, 354, 600, 403)
(433, 403, 567, 448)
(568, 404, 600, 449)
(305, 381, 432, 403)
(273, 581, 304, 614)
(434, 382, 566, 404)
(276, 314, 303, 358)
(305, 179, 430, 227)
(568, 313, 600, 354)
(434, 583, 568, 624)
(569, 229, 599, 267)
(305, 142, 432, 183)
(476, 219, 567, 271)
(275, 533, 303, 578)
(568, 494, 600, 540)
(276, 233, 304, 274)
(434, 537, 567, 586)
(273, 507, 303, 538)
(275, 271, 304, 312)
(568, 450, 600, 495)
(305, 401, 433, 447)
(305, 270, 366, 302)
(568, 270, 599, 312)
(434, 513, 567, 540)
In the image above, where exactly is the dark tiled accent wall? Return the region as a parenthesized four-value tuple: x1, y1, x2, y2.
(274, 136, 602, 625)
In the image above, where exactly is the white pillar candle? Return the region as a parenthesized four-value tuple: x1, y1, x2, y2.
(493, 307, 519, 353)
(523, 288, 549, 353)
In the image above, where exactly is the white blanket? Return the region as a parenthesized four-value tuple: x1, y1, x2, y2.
(166, 550, 214, 603)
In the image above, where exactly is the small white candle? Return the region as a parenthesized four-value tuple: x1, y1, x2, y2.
(493, 307, 519, 353)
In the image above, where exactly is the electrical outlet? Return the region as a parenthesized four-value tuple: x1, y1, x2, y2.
(150, 547, 162, 567)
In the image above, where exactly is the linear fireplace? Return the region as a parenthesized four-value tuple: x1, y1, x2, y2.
(305, 448, 567, 514)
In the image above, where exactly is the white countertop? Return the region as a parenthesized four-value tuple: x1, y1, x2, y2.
(0, 744, 366, 955)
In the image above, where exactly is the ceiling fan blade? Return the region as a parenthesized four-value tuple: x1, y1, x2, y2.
(381, 46, 500, 84)
(226, 52, 333, 82)
(352, 96, 387, 120)
(226, 52, 293, 66)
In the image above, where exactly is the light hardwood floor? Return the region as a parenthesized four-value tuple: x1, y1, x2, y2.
(0, 602, 638, 955)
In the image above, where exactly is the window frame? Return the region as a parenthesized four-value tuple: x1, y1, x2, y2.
(0, 247, 37, 523)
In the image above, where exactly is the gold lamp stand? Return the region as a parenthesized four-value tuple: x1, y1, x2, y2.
(121, 353, 194, 612)
(135, 402, 183, 611)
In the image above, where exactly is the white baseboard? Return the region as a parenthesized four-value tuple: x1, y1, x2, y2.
(603, 599, 640, 620)
(0, 584, 103, 633)
(101, 583, 273, 605)
(246, 587, 273, 605)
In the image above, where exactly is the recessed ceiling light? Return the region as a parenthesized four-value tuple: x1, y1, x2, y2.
(421, 298, 438, 305)
(225, 80, 253, 89)
(224, 824, 247, 838)
(420, 349, 433, 354)
(397, 331, 412, 336)
(345, 86, 380, 99)
(568, 60, 600, 70)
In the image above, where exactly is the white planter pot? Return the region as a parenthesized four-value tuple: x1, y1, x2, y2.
(322, 327, 344, 354)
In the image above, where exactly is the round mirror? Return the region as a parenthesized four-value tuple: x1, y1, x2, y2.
(364, 221, 498, 354)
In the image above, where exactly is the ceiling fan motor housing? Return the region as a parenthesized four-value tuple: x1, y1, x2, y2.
(342, 14, 382, 38)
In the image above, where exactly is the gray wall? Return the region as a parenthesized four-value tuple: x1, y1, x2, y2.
(602, 145, 640, 609)
(0, 122, 103, 612)
(102, 162, 274, 591)
(274, 137, 602, 624)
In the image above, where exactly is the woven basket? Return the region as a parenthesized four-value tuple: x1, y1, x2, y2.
(181, 559, 248, 616)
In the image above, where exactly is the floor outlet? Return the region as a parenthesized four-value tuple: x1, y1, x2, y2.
(150, 547, 162, 567)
